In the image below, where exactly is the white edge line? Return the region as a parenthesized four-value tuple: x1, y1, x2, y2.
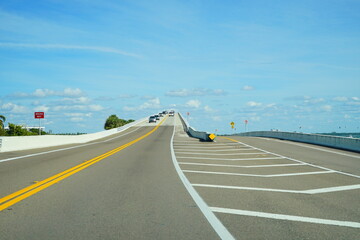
(210, 207, 360, 229)
(170, 122, 235, 239)
(182, 169, 334, 177)
(192, 183, 360, 194)
(174, 149, 253, 152)
(0, 123, 145, 163)
(176, 152, 264, 155)
(227, 138, 360, 179)
(263, 137, 360, 159)
(176, 156, 285, 161)
(179, 162, 306, 168)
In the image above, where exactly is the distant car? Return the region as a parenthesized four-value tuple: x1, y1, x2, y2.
(159, 113, 163, 117)
(149, 116, 156, 123)
(163, 110, 168, 114)
(155, 114, 160, 120)
(169, 111, 175, 116)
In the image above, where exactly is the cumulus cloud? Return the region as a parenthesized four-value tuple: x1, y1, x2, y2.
(1, 102, 28, 113)
(70, 117, 84, 122)
(204, 105, 214, 112)
(10, 88, 84, 98)
(333, 97, 348, 102)
(34, 105, 50, 112)
(321, 105, 332, 112)
(123, 98, 161, 111)
(186, 99, 201, 108)
(166, 88, 226, 97)
(64, 113, 92, 117)
(246, 101, 262, 107)
(53, 104, 104, 111)
(242, 85, 254, 91)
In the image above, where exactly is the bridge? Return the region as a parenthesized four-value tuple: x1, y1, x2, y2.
(0, 113, 359, 239)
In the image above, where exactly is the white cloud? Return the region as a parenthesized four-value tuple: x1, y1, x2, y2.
(123, 98, 161, 111)
(166, 88, 226, 97)
(10, 88, 85, 98)
(62, 97, 90, 104)
(1, 102, 28, 113)
(70, 117, 84, 122)
(247, 101, 262, 107)
(186, 99, 201, 108)
(204, 105, 214, 112)
(250, 116, 261, 121)
(53, 104, 104, 111)
(351, 97, 360, 101)
(64, 113, 92, 117)
(0, 43, 141, 58)
(333, 97, 348, 102)
(211, 116, 222, 121)
(242, 85, 254, 91)
(344, 114, 351, 119)
(321, 105, 332, 112)
(34, 105, 50, 112)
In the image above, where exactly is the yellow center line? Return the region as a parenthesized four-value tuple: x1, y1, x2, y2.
(0, 116, 168, 211)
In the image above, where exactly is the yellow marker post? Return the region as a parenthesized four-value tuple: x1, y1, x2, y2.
(209, 133, 216, 140)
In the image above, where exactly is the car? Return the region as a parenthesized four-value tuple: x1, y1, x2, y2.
(159, 113, 163, 117)
(169, 110, 175, 116)
(149, 116, 156, 123)
(155, 114, 160, 120)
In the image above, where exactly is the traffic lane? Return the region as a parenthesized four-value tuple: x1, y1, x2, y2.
(0, 125, 155, 198)
(0, 123, 146, 161)
(1, 125, 219, 240)
(215, 213, 360, 240)
(225, 136, 360, 176)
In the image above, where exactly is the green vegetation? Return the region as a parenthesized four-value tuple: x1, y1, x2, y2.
(104, 115, 135, 130)
(0, 123, 47, 136)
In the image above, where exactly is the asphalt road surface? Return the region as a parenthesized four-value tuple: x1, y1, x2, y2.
(1, 114, 359, 239)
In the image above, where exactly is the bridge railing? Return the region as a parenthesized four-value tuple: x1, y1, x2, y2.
(0, 117, 147, 152)
(236, 131, 360, 152)
(178, 113, 215, 142)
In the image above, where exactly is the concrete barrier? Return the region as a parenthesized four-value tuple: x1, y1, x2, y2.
(0, 118, 147, 152)
(235, 131, 360, 152)
(178, 113, 214, 141)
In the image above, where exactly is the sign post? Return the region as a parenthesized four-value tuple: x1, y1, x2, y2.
(230, 122, 235, 133)
(34, 112, 44, 135)
(244, 120, 248, 132)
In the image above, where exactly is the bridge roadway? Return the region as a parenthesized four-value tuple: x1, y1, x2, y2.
(1, 114, 359, 239)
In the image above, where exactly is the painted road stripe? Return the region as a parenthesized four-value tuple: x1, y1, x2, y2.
(221, 136, 360, 179)
(182, 169, 334, 177)
(174, 146, 250, 149)
(176, 152, 264, 155)
(174, 148, 253, 152)
(179, 162, 306, 168)
(210, 207, 360, 229)
(0, 124, 146, 163)
(0, 117, 168, 211)
(176, 156, 285, 161)
(170, 121, 235, 240)
(193, 183, 360, 194)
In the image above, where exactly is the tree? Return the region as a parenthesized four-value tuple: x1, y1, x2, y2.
(104, 115, 135, 130)
(6, 123, 30, 136)
(0, 114, 5, 129)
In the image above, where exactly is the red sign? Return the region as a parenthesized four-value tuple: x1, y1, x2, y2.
(34, 112, 45, 119)
(245, 120, 248, 124)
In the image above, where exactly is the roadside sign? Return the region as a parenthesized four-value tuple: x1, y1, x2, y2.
(209, 133, 216, 140)
(34, 112, 44, 119)
(230, 122, 235, 126)
(245, 120, 248, 124)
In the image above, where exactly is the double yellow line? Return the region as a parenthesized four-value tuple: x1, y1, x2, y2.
(0, 116, 168, 211)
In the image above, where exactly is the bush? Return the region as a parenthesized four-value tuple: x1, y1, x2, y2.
(104, 115, 135, 130)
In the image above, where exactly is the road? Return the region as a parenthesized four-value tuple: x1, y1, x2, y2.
(1, 114, 359, 239)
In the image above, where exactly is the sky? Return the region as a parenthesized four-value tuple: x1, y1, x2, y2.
(0, 0, 359, 134)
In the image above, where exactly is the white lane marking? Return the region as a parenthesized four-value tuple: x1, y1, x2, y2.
(174, 148, 254, 152)
(303, 184, 360, 194)
(230, 139, 360, 179)
(176, 156, 285, 161)
(0, 126, 144, 163)
(179, 162, 306, 168)
(174, 143, 239, 146)
(176, 152, 264, 155)
(260, 137, 360, 159)
(170, 123, 235, 239)
(193, 183, 360, 194)
(174, 146, 250, 149)
(183, 170, 334, 177)
(210, 207, 360, 229)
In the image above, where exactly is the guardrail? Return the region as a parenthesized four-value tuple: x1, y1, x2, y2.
(235, 131, 360, 152)
(0, 117, 147, 153)
(178, 113, 215, 141)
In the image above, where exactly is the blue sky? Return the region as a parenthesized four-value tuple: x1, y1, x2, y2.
(0, 0, 359, 134)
